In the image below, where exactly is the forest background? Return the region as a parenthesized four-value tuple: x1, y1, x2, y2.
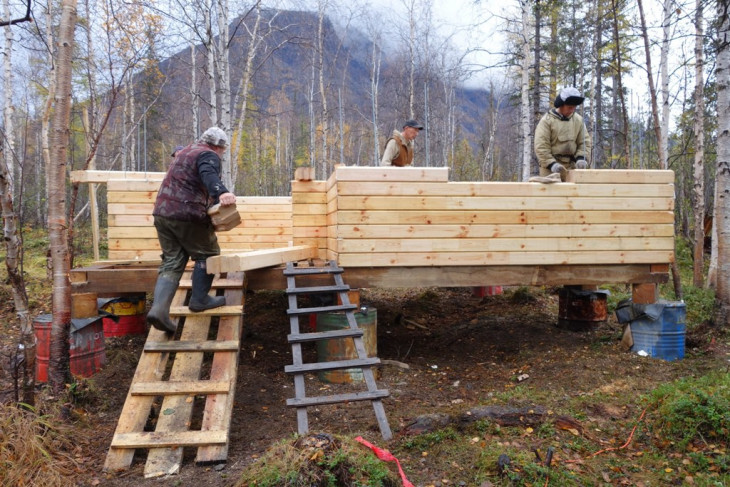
(0, 0, 729, 396)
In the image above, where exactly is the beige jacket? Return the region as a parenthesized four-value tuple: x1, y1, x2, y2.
(534, 110, 591, 175)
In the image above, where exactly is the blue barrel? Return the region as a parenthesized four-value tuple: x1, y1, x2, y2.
(630, 301, 686, 361)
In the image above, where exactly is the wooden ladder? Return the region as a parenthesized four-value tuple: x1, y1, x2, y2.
(283, 260, 392, 440)
(104, 272, 245, 477)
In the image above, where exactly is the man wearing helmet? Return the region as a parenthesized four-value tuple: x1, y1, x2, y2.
(534, 87, 592, 181)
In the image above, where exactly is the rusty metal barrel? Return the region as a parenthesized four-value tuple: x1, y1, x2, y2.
(557, 288, 608, 331)
(315, 308, 377, 384)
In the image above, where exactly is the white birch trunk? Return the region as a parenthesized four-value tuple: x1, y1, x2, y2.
(660, 0, 671, 169)
(370, 36, 381, 165)
(215, 0, 232, 189)
(520, 0, 532, 182)
(692, 0, 705, 287)
(191, 39, 199, 137)
(317, 1, 329, 173)
(714, 0, 730, 325)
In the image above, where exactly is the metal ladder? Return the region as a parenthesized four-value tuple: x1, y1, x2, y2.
(283, 260, 392, 440)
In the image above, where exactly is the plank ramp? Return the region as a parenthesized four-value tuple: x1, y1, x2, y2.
(104, 272, 245, 476)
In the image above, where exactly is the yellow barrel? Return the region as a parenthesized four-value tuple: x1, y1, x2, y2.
(315, 309, 377, 384)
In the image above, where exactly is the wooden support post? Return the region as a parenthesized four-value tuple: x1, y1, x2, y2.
(632, 283, 658, 304)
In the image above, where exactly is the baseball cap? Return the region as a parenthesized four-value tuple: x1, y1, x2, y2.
(403, 119, 424, 130)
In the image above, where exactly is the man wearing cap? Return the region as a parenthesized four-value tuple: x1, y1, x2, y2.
(534, 87, 591, 181)
(380, 119, 424, 166)
(147, 127, 237, 333)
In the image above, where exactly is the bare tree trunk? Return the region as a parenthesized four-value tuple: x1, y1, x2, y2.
(1, 0, 34, 405)
(191, 39, 199, 138)
(714, 0, 730, 326)
(369, 32, 382, 165)
(317, 0, 330, 174)
(520, 0, 532, 182)
(660, 0, 672, 169)
(637, 0, 681, 298)
(693, 0, 705, 287)
(405, 0, 416, 118)
(593, 0, 604, 167)
(215, 0, 232, 188)
(205, 5, 218, 127)
(48, 0, 78, 392)
(232, 4, 264, 184)
(610, 0, 630, 168)
(637, 0, 667, 168)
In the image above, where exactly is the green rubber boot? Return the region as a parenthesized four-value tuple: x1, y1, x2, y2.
(188, 261, 226, 312)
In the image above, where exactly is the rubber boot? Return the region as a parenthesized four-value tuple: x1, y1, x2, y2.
(188, 261, 226, 312)
(147, 275, 179, 333)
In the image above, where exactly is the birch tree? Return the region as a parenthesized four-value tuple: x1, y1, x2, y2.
(520, 0, 532, 181)
(714, 0, 730, 327)
(1, 0, 34, 404)
(692, 0, 705, 287)
(48, 0, 77, 391)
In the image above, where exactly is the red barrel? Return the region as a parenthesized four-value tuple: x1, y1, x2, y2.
(34, 314, 106, 382)
(103, 314, 147, 336)
(69, 317, 106, 378)
(34, 314, 52, 383)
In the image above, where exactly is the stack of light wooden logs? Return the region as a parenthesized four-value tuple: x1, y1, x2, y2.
(292, 166, 675, 268)
(76, 166, 675, 271)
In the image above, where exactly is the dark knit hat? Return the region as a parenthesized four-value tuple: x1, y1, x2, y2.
(554, 87, 585, 108)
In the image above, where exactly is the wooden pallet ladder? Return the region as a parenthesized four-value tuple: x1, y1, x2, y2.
(104, 272, 246, 477)
(283, 261, 392, 440)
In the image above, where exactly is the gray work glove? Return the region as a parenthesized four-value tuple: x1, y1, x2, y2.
(550, 162, 566, 174)
(575, 157, 588, 169)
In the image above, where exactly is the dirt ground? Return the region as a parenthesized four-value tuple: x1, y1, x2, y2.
(2, 285, 728, 486)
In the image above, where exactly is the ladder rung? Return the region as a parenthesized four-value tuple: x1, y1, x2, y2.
(287, 304, 357, 315)
(285, 357, 380, 374)
(288, 329, 364, 343)
(130, 380, 231, 395)
(283, 266, 343, 276)
(285, 284, 350, 295)
(287, 389, 390, 407)
(144, 340, 240, 353)
(110, 430, 227, 449)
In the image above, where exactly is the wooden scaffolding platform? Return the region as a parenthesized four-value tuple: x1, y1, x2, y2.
(103, 272, 245, 477)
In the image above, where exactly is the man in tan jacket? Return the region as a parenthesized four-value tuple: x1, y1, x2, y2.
(380, 119, 424, 166)
(534, 87, 591, 181)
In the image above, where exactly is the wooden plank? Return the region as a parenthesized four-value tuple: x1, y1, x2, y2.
(336, 181, 675, 198)
(337, 250, 675, 267)
(107, 179, 163, 191)
(567, 169, 674, 184)
(108, 203, 155, 215)
(103, 289, 185, 472)
(336, 210, 675, 225)
(335, 196, 674, 211)
(130, 380, 231, 395)
(108, 214, 155, 226)
(113, 431, 227, 449)
(169, 305, 243, 317)
(71, 170, 165, 183)
(291, 180, 326, 192)
(335, 223, 675, 239)
(292, 192, 327, 204)
(144, 311, 211, 478)
(196, 273, 244, 464)
(336, 237, 675, 253)
(108, 191, 157, 204)
(206, 245, 318, 275)
(333, 166, 449, 182)
(144, 340, 240, 352)
(245, 264, 669, 290)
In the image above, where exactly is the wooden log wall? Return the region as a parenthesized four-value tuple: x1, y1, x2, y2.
(291, 167, 675, 268)
(106, 179, 292, 261)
